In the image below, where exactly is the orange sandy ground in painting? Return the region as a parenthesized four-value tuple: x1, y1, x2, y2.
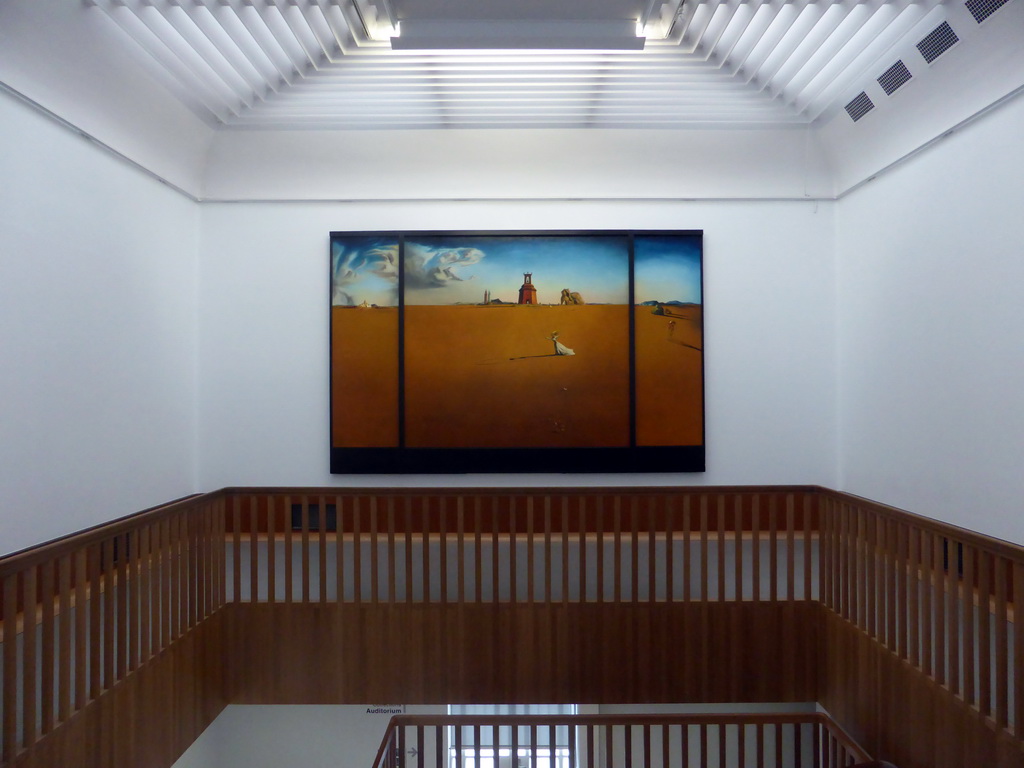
(332, 306, 399, 447)
(634, 306, 704, 446)
(404, 305, 630, 449)
(332, 304, 704, 450)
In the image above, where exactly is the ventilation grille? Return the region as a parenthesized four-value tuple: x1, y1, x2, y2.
(877, 60, 913, 95)
(917, 21, 960, 63)
(965, 0, 1010, 23)
(845, 91, 875, 122)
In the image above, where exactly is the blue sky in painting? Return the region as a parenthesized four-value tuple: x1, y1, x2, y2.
(634, 234, 702, 306)
(331, 237, 399, 307)
(405, 235, 630, 306)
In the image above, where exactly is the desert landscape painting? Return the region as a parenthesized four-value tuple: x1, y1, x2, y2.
(330, 231, 703, 471)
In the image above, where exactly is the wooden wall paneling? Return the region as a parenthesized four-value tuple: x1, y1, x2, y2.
(698, 497, 708, 604)
(865, 511, 877, 640)
(665, 497, 674, 603)
(139, 527, 152, 665)
(909, 526, 920, 668)
(563, 498, 571, 605)
(933, 532, 947, 686)
(803, 494, 813, 603)
(630, 498, 640, 604)
(87, 544, 102, 702)
(716, 496, 726, 602)
(267, 495, 278, 604)
(855, 507, 866, 631)
(544, 497, 553, 604)
(407, 497, 417, 604)
(160, 517, 172, 652)
(491, 498, 501, 605)
(509, 499, 518, 604)
(526, 496, 536, 605)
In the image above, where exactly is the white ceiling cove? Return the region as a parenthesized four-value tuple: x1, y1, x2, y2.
(86, 0, 958, 129)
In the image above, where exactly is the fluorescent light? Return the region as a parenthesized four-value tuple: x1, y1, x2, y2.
(391, 20, 645, 50)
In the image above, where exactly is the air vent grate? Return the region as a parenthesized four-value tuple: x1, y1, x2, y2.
(877, 60, 913, 95)
(845, 91, 875, 122)
(964, 0, 1009, 23)
(917, 21, 960, 64)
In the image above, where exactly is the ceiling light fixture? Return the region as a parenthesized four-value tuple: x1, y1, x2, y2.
(390, 20, 646, 51)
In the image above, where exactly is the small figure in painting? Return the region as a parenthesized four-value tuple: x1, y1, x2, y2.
(548, 331, 575, 356)
(667, 319, 676, 337)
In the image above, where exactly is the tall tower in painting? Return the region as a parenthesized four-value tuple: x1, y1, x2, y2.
(518, 273, 538, 305)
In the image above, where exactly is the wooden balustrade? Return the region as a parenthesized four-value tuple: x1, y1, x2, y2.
(2, 485, 1024, 768)
(370, 713, 871, 768)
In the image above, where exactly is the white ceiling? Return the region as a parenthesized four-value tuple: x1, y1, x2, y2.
(82, 0, 993, 130)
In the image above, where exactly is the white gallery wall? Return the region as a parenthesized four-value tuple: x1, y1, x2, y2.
(835, 92, 1024, 545)
(196, 198, 837, 491)
(0, 89, 200, 556)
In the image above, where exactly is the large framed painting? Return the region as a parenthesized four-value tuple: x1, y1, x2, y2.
(330, 231, 704, 473)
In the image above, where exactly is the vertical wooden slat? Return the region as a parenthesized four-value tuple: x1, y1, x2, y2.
(250, 497, 260, 604)
(784, 495, 795, 606)
(921, 529, 934, 679)
(302, 495, 312, 604)
(614, 496, 623, 603)
(41, 558, 56, 733)
(866, 512, 877, 639)
(171, 515, 182, 642)
(595, 497, 604, 604)
(22, 567, 37, 750)
(768, 495, 778, 604)
(58, 554, 72, 722)
(885, 519, 897, 653)
(492, 498, 501, 604)
(74, 549, 88, 708)
(544, 497, 553, 604)
(422, 498, 431, 603)
(525, 497, 535, 604)
(129, 529, 141, 671)
(286, 494, 296, 604)
(439, 497, 448, 605)
(716, 497, 726, 602)
(630, 498, 640, 603)
(856, 508, 866, 630)
(896, 522, 908, 660)
(579, 497, 589, 603)
(1013, 561, 1024, 738)
(115, 534, 129, 681)
(733, 496, 743, 602)
(88, 543, 102, 698)
(2, 573, 18, 761)
(475, 498, 484, 604)
(699, 497, 708, 602)
(994, 554, 1008, 729)
(320, 494, 330, 603)
(159, 518, 171, 651)
(386, 497, 397, 604)
(909, 527, 920, 668)
(665, 497, 675, 603)
(978, 549, 992, 717)
(803, 495, 813, 602)
(510, 498, 518, 603)
(407, 497, 416, 604)
(562, 498, 570, 605)
(934, 533, 946, 686)
(457, 497, 466, 604)
(751, 496, 760, 603)
(139, 526, 152, 663)
(963, 544, 976, 705)
(267, 496, 278, 604)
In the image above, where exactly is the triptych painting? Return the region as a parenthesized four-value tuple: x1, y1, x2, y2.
(330, 231, 704, 473)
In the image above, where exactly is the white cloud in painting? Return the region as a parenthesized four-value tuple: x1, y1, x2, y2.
(332, 242, 399, 306)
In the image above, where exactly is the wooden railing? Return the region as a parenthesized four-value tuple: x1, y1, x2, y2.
(370, 713, 871, 768)
(0, 493, 227, 768)
(1, 485, 1023, 767)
